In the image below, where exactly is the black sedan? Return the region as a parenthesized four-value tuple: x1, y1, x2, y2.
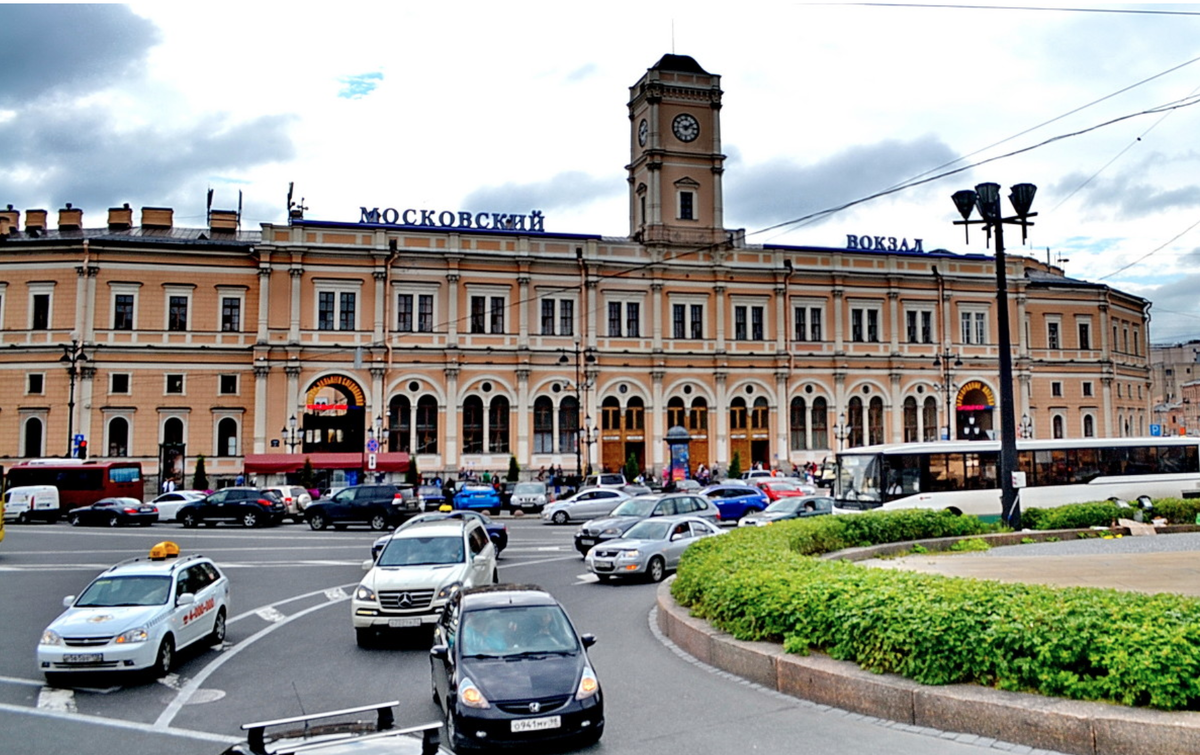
(67, 497, 158, 527)
(371, 511, 508, 560)
(431, 585, 603, 751)
(737, 495, 834, 527)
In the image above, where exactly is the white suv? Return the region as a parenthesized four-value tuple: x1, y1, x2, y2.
(37, 542, 229, 684)
(351, 519, 497, 647)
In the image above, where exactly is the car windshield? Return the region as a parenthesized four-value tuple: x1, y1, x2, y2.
(766, 499, 805, 513)
(419, 486, 441, 496)
(462, 485, 492, 493)
(609, 496, 657, 517)
(622, 519, 673, 540)
(461, 605, 578, 657)
(75, 576, 171, 607)
(378, 536, 464, 567)
(513, 483, 544, 494)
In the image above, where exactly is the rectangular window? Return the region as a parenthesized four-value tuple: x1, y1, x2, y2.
(397, 294, 414, 332)
(921, 311, 932, 344)
(796, 307, 807, 341)
(961, 311, 987, 344)
(470, 296, 486, 334)
(750, 306, 764, 340)
(852, 309, 863, 342)
(114, 295, 135, 330)
(27, 374, 44, 394)
(679, 191, 694, 220)
(672, 304, 685, 339)
(166, 374, 184, 394)
(1082, 381, 1093, 397)
(607, 302, 621, 337)
(559, 300, 574, 336)
(338, 292, 356, 331)
(168, 296, 188, 331)
(31, 293, 50, 330)
(625, 302, 640, 338)
(219, 374, 238, 395)
(906, 311, 918, 343)
(1078, 321, 1091, 350)
(418, 294, 433, 332)
(867, 309, 879, 342)
(735, 306, 748, 340)
(489, 296, 505, 334)
(221, 297, 241, 332)
(690, 304, 703, 339)
(905, 310, 933, 344)
(318, 292, 335, 331)
(1048, 321, 1060, 349)
(541, 300, 555, 335)
(851, 307, 879, 343)
(1051, 381, 1063, 398)
(111, 374, 130, 394)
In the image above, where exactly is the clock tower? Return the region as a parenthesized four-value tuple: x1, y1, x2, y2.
(627, 54, 727, 247)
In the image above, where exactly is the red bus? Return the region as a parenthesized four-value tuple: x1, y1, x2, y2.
(6, 460, 144, 511)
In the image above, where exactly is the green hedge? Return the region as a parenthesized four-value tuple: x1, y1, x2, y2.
(1022, 497, 1200, 530)
(671, 509, 1200, 710)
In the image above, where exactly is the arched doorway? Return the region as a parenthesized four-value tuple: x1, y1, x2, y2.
(956, 381, 995, 441)
(23, 417, 43, 458)
(302, 375, 366, 453)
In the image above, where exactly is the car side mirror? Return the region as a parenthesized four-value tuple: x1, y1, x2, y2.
(580, 634, 597, 648)
(63, 595, 75, 608)
(176, 592, 196, 607)
(362, 559, 375, 571)
(670, 532, 686, 541)
(430, 644, 449, 660)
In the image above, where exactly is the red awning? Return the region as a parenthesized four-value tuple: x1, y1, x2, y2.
(243, 452, 410, 474)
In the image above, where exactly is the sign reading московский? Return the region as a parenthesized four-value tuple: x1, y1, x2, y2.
(360, 207, 546, 233)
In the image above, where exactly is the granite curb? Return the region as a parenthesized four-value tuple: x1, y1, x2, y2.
(655, 579, 1200, 755)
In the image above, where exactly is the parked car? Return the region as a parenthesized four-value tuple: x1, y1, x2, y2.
(371, 510, 508, 559)
(67, 497, 158, 527)
(430, 584, 603, 751)
(700, 483, 769, 521)
(498, 480, 519, 509)
(586, 515, 723, 582)
(453, 483, 502, 513)
(739, 495, 834, 526)
(541, 488, 630, 525)
(263, 485, 312, 521)
(573, 493, 720, 555)
(581, 473, 627, 489)
(305, 484, 419, 531)
(3, 485, 61, 523)
(416, 484, 447, 511)
(352, 519, 497, 646)
(219, 701, 447, 755)
(741, 469, 775, 481)
(753, 478, 816, 502)
(178, 488, 286, 528)
(148, 490, 206, 522)
(510, 481, 548, 513)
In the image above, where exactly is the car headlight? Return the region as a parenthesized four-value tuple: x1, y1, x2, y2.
(617, 549, 640, 559)
(436, 581, 462, 600)
(459, 676, 490, 709)
(40, 629, 63, 646)
(115, 628, 149, 644)
(355, 584, 378, 602)
(600, 527, 621, 536)
(575, 666, 600, 700)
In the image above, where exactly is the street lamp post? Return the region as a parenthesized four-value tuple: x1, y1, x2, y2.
(1020, 413, 1034, 440)
(933, 349, 963, 441)
(580, 415, 598, 477)
(558, 343, 596, 479)
(951, 182, 1037, 529)
(281, 415, 301, 452)
(833, 411, 851, 451)
(58, 335, 89, 457)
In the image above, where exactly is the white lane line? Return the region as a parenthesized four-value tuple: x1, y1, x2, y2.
(255, 607, 287, 623)
(228, 583, 358, 624)
(36, 687, 77, 713)
(0, 674, 50, 687)
(0, 701, 239, 744)
(575, 573, 599, 584)
(153, 595, 348, 731)
(324, 587, 348, 600)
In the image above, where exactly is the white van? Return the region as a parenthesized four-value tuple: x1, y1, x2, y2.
(3, 485, 61, 523)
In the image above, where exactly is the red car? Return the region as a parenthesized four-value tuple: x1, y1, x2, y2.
(753, 479, 815, 502)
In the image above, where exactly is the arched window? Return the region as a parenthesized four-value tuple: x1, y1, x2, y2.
(1052, 414, 1065, 439)
(790, 397, 807, 450)
(559, 396, 579, 454)
(903, 397, 918, 443)
(1083, 414, 1095, 438)
(667, 397, 685, 429)
(23, 417, 43, 458)
(868, 396, 884, 446)
(217, 417, 239, 457)
(811, 398, 829, 450)
(625, 397, 645, 431)
(416, 395, 439, 454)
(601, 397, 621, 431)
(847, 397, 864, 448)
(388, 395, 411, 453)
(163, 417, 184, 445)
(462, 396, 484, 454)
(108, 417, 129, 457)
(922, 397, 938, 442)
(534, 396, 554, 453)
(689, 398, 708, 432)
(729, 398, 747, 430)
(488, 396, 510, 453)
(751, 397, 769, 430)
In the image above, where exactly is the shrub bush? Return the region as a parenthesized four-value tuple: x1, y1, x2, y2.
(672, 509, 1200, 710)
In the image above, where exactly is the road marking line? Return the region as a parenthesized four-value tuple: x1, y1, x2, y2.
(575, 573, 599, 584)
(158, 673, 182, 691)
(0, 701, 239, 744)
(325, 587, 348, 600)
(229, 583, 357, 624)
(255, 607, 287, 623)
(36, 687, 77, 713)
(0, 674, 49, 687)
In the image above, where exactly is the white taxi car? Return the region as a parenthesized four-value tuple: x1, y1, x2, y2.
(38, 541, 229, 685)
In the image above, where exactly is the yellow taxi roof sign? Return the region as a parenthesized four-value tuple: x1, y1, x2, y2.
(149, 541, 181, 560)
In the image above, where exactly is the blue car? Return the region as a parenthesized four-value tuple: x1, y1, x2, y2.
(700, 483, 769, 521)
(454, 483, 502, 512)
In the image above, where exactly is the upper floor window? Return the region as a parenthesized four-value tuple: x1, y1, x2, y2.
(1082, 381, 1094, 398)
(339, 292, 356, 331)
(794, 305, 823, 342)
(960, 311, 987, 345)
(851, 307, 880, 343)
(905, 309, 933, 344)
(1077, 320, 1091, 350)
(30, 287, 52, 330)
(315, 281, 361, 331)
(606, 300, 641, 338)
(540, 298, 574, 336)
(168, 295, 189, 331)
(114, 295, 135, 330)
(671, 303, 705, 340)
(1047, 320, 1060, 349)
(221, 297, 241, 332)
(397, 293, 434, 333)
(679, 191, 694, 220)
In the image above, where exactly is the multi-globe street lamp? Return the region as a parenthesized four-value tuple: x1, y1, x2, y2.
(558, 343, 596, 478)
(281, 415, 301, 452)
(932, 349, 963, 441)
(951, 182, 1037, 529)
(59, 334, 89, 457)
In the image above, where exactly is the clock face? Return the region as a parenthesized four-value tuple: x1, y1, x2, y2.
(638, 119, 648, 146)
(672, 113, 700, 143)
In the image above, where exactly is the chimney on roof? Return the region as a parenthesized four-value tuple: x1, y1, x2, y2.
(108, 203, 133, 230)
(141, 206, 174, 229)
(0, 205, 17, 235)
(58, 203, 83, 230)
(209, 209, 238, 232)
(25, 209, 48, 233)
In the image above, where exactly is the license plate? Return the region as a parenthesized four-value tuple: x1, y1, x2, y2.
(63, 653, 102, 664)
(388, 617, 421, 628)
(511, 715, 561, 733)
(138, 507, 154, 512)
(593, 561, 614, 572)
(578, 538, 595, 547)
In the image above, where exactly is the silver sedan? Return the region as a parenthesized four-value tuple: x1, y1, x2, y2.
(585, 514, 723, 583)
(541, 488, 630, 524)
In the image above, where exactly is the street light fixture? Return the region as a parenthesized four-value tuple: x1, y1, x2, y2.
(833, 411, 851, 451)
(558, 343, 596, 478)
(281, 415, 301, 453)
(580, 415, 599, 477)
(933, 349, 963, 441)
(58, 335, 89, 457)
(1020, 413, 1034, 440)
(951, 181, 1037, 529)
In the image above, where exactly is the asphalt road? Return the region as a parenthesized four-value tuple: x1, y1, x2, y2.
(0, 517, 1064, 755)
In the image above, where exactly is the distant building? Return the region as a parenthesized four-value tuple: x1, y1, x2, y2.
(0, 55, 1152, 487)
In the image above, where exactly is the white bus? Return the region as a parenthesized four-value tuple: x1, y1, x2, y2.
(832, 437, 1200, 520)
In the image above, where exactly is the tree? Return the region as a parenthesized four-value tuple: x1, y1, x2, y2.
(728, 451, 743, 480)
(406, 456, 420, 486)
(625, 453, 640, 482)
(193, 455, 209, 491)
(506, 455, 520, 482)
(298, 456, 316, 490)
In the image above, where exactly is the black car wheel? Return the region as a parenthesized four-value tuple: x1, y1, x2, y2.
(181, 512, 200, 528)
(151, 636, 174, 678)
(108, 514, 120, 528)
(430, 666, 440, 705)
(208, 608, 227, 646)
(308, 512, 327, 531)
(552, 510, 569, 525)
(69, 513, 82, 527)
(355, 628, 375, 648)
(17, 512, 27, 524)
(369, 514, 388, 531)
(241, 510, 259, 528)
(647, 556, 667, 583)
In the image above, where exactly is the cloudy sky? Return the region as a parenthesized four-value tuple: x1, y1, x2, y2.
(3, 3, 1200, 342)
